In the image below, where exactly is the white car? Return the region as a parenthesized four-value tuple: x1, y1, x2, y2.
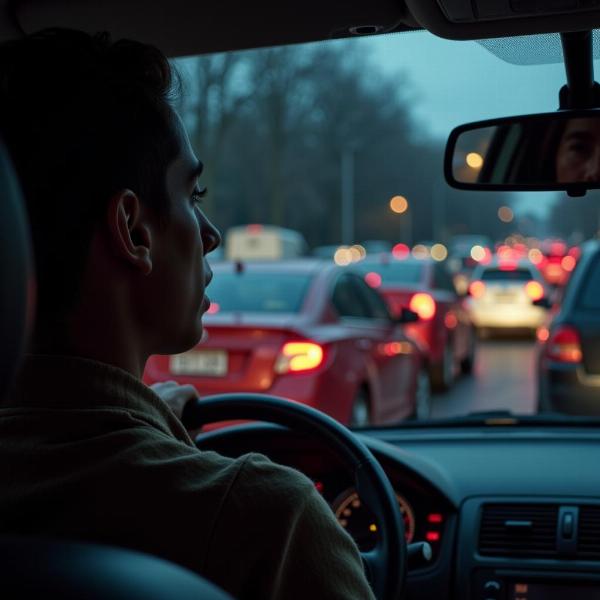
(468, 260, 549, 334)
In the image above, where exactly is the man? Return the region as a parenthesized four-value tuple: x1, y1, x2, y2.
(0, 29, 375, 599)
(555, 117, 600, 184)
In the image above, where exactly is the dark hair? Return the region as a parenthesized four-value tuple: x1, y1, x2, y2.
(0, 28, 180, 338)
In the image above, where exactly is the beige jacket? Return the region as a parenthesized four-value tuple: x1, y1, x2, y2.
(0, 354, 375, 600)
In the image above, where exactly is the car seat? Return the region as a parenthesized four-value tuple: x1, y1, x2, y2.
(0, 140, 233, 599)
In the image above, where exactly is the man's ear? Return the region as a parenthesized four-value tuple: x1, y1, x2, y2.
(105, 190, 153, 276)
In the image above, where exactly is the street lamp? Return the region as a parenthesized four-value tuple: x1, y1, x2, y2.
(390, 195, 408, 214)
(498, 205, 514, 223)
(389, 195, 412, 245)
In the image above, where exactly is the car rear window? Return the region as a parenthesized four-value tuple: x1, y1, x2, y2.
(357, 262, 423, 284)
(208, 272, 312, 313)
(578, 258, 600, 310)
(480, 268, 533, 282)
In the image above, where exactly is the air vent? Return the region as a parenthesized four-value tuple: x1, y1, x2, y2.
(578, 506, 600, 560)
(479, 504, 558, 557)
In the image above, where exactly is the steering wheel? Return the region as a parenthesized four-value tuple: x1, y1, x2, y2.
(182, 393, 406, 600)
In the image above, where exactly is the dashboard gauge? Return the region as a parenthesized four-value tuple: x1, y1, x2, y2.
(333, 489, 415, 551)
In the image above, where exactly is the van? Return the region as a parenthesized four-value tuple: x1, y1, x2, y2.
(225, 225, 307, 261)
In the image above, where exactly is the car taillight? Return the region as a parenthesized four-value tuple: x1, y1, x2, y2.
(469, 280, 486, 299)
(274, 341, 325, 374)
(561, 255, 576, 272)
(409, 293, 436, 320)
(525, 280, 544, 301)
(545, 326, 583, 363)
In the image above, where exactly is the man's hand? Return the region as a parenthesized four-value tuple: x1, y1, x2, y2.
(150, 380, 199, 421)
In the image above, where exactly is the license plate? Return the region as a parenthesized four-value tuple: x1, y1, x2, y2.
(169, 350, 228, 376)
(494, 293, 515, 303)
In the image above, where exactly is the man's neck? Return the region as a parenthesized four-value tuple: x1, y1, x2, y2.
(32, 308, 146, 379)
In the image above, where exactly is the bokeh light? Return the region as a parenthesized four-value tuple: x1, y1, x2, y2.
(390, 195, 409, 214)
(498, 206, 514, 223)
(470, 245, 486, 262)
(430, 243, 448, 261)
(466, 152, 484, 169)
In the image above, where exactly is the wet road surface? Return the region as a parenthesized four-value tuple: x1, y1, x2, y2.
(431, 338, 538, 419)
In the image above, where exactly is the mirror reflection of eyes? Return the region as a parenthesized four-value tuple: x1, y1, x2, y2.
(563, 139, 594, 158)
(447, 111, 600, 189)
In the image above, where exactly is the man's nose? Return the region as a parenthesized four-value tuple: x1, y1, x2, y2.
(200, 213, 222, 255)
(583, 149, 600, 182)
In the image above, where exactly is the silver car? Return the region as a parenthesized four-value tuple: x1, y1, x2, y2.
(468, 259, 549, 336)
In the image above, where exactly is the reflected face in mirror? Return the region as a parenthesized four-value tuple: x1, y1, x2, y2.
(555, 118, 600, 183)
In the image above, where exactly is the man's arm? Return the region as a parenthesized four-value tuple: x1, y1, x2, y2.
(203, 453, 376, 600)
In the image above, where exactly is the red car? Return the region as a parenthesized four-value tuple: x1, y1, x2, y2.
(144, 260, 431, 425)
(536, 240, 579, 288)
(356, 256, 476, 391)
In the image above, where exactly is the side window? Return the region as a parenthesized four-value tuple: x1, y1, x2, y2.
(332, 275, 370, 318)
(434, 263, 455, 293)
(355, 278, 392, 320)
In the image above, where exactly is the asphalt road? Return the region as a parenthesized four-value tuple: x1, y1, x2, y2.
(431, 338, 539, 419)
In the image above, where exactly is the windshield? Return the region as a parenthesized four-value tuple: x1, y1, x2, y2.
(207, 272, 311, 314)
(355, 262, 424, 285)
(171, 31, 600, 427)
(480, 269, 534, 282)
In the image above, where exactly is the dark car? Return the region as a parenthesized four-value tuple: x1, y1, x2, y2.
(355, 255, 476, 391)
(537, 239, 600, 415)
(145, 260, 432, 424)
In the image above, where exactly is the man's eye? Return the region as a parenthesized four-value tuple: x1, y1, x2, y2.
(191, 186, 207, 207)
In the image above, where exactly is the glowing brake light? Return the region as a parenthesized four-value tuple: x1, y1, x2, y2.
(409, 293, 436, 320)
(392, 243, 410, 259)
(561, 255, 576, 272)
(207, 302, 220, 315)
(274, 341, 324, 374)
(525, 280, 544, 301)
(469, 280, 486, 299)
(364, 272, 382, 288)
(545, 326, 582, 363)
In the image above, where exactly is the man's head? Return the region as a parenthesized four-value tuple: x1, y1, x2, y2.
(556, 117, 600, 184)
(0, 29, 220, 370)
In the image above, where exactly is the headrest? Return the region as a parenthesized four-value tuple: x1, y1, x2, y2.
(0, 141, 34, 400)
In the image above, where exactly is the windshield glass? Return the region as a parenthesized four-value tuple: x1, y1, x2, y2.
(170, 31, 600, 427)
(355, 262, 424, 285)
(207, 273, 311, 313)
(480, 269, 534, 281)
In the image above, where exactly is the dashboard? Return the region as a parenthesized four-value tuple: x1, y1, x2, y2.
(196, 423, 600, 600)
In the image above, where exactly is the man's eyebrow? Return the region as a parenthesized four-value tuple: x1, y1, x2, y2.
(565, 130, 595, 142)
(189, 161, 204, 182)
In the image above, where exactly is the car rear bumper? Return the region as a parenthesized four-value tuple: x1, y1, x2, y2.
(470, 304, 546, 329)
(540, 362, 600, 415)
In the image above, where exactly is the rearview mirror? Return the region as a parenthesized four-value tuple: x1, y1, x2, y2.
(445, 109, 600, 195)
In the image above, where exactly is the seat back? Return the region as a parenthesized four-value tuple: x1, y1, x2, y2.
(0, 141, 34, 400)
(0, 536, 233, 599)
(0, 140, 232, 600)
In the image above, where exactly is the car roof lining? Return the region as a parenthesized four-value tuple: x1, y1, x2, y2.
(3, 0, 600, 57)
(477, 31, 600, 66)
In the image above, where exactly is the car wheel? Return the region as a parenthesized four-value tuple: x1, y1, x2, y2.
(431, 342, 455, 392)
(460, 330, 476, 375)
(350, 388, 371, 427)
(414, 368, 432, 420)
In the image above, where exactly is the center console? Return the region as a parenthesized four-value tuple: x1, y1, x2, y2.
(457, 497, 600, 599)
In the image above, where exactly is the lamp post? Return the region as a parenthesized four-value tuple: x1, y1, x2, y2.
(341, 146, 356, 246)
(390, 195, 412, 246)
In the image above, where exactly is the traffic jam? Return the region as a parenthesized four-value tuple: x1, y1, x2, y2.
(144, 224, 592, 426)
